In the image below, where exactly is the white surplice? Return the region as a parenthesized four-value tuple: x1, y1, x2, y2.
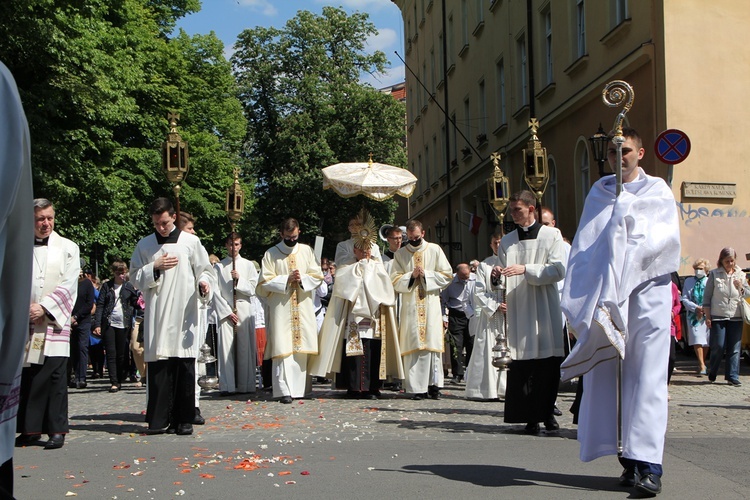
(131, 231, 214, 361)
(499, 226, 566, 360)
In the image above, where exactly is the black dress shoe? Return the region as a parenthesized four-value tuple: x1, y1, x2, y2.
(279, 396, 293, 404)
(15, 434, 41, 447)
(524, 423, 540, 435)
(553, 404, 563, 416)
(76, 381, 87, 389)
(193, 408, 205, 425)
(618, 467, 639, 487)
(411, 393, 426, 400)
(635, 473, 662, 497)
(544, 416, 560, 431)
(176, 423, 193, 435)
(44, 434, 65, 450)
(428, 386, 441, 400)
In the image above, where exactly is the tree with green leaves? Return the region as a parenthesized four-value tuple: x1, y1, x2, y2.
(232, 7, 407, 260)
(0, 0, 246, 270)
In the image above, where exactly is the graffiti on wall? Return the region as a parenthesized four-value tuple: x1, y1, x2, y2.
(677, 202, 750, 275)
(677, 202, 748, 225)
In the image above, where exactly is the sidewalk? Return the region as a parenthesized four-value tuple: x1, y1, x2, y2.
(12, 355, 750, 499)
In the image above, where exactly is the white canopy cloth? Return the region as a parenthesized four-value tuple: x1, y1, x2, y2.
(322, 159, 417, 201)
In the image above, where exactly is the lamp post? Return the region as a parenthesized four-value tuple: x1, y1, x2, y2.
(589, 123, 610, 178)
(522, 118, 549, 221)
(162, 111, 189, 223)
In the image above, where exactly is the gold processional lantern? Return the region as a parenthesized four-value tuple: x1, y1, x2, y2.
(485, 151, 512, 371)
(162, 111, 189, 221)
(226, 167, 245, 228)
(522, 118, 549, 219)
(487, 151, 510, 220)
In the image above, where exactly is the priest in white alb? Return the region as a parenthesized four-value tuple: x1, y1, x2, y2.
(334, 212, 382, 266)
(215, 232, 259, 395)
(390, 219, 452, 400)
(131, 198, 214, 436)
(257, 218, 323, 403)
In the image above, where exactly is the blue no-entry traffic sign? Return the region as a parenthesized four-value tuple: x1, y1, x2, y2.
(654, 129, 691, 164)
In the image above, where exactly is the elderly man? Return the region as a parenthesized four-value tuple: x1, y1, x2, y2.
(440, 263, 476, 384)
(131, 198, 214, 436)
(391, 219, 452, 400)
(16, 199, 80, 451)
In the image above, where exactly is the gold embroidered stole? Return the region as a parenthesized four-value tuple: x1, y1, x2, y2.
(287, 253, 302, 352)
(414, 250, 427, 349)
(378, 305, 388, 379)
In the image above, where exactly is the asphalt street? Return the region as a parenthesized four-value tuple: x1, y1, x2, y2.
(12, 356, 750, 499)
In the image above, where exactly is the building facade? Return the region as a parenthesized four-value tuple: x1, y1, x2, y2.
(393, 0, 750, 274)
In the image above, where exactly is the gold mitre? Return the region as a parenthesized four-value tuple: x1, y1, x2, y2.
(352, 208, 377, 250)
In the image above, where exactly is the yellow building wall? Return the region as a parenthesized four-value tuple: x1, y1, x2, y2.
(662, 0, 750, 274)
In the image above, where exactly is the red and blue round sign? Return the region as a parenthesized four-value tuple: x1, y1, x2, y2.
(654, 129, 690, 165)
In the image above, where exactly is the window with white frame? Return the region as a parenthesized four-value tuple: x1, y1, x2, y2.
(544, 7, 553, 85)
(478, 79, 487, 138)
(576, 0, 586, 58)
(615, 0, 628, 25)
(496, 59, 506, 125)
(517, 36, 528, 106)
(461, 0, 469, 46)
(463, 97, 471, 151)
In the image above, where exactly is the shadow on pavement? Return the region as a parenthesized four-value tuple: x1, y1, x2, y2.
(390, 464, 623, 492)
(376, 418, 578, 439)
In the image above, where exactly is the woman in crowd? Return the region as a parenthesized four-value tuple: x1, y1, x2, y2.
(702, 247, 750, 386)
(681, 258, 711, 375)
(93, 260, 141, 392)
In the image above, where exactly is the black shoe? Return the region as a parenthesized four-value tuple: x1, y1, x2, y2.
(15, 434, 41, 447)
(76, 381, 87, 389)
(369, 390, 382, 399)
(428, 385, 441, 400)
(193, 408, 205, 425)
(279, 396, 293, 404)
(411, 393, 426, 400)
(166, 425, 177, 434)
(524, 423, 540, 435)
(44, 434, 65, 450)
(450, 376, 463, 385)
(176, 423, 193, 436)
(618, 467, 639, 487)
(727, 379, 742, 387)
(363, 392, 378, 400)
(68, 378, 77, 389)
(145, 426, 169, 435)
(544, 416, 560, 431)
(635, 473, 662, 497)
(708, 373, 716, 382)
(553, 404, 563, 416)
